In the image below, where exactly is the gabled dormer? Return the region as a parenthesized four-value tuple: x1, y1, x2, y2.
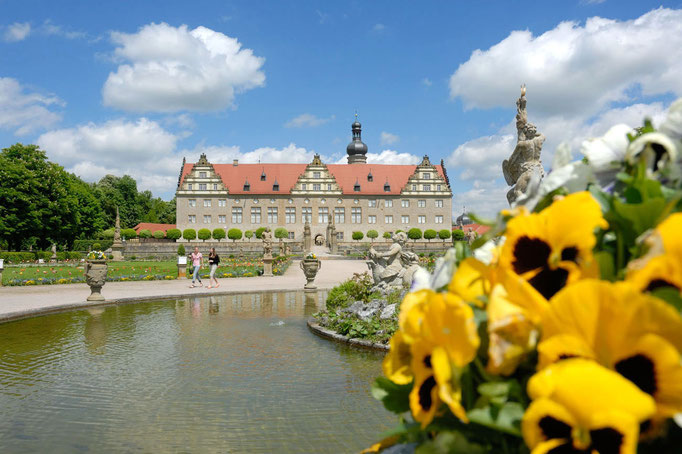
(176, 153, 227, 196)
(290, 154, 343, 195)
(400, 154, 451, 196)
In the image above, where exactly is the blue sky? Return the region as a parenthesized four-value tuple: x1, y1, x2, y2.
(1, 0, 680, 217)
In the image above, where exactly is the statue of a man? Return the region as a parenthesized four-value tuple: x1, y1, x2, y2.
(262, 227, 273, 256)
(503, 85, 545, 205)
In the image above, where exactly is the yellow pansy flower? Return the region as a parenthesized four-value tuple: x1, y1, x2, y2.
(447, 257, 495, 306)
(409, 340, 441, 427)
(500, 192, 607, 300)
(538, 280, 682, 419)
(523, 359, 656, 454)
(382, 330, 413, 385)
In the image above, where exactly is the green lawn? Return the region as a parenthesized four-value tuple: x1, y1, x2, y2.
(2, 257, 291, 286)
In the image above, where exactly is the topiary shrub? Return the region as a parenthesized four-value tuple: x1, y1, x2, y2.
(212, 228, 226, 240)
(367, 230, 378, 242)
(255, 227, 266, 239)
(452, 229, 465, 241)
(383, 231, 392, 239)
(198, 228, 211, 241)
(408, 228, 422, 242)
(438, 229, 452, 241)
(139, 229, 152, 239)
(424, 229, 437, 242)
(166, 228, 182, 240)
(92, 242, 102, 250)
(274, 227, 288, 239)
(121, 228, 137, 240)
(228, 228, 243, 242)
(177, 244, 186, 256)
(183, 229, 197, 240)
(352, 231, 364, 241)
(153, 230, 165, 239)
(245, 230, 253, 241)
(99, 228, 115, 239)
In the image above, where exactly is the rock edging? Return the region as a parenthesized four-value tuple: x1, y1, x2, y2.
(307, 319, 389, 351)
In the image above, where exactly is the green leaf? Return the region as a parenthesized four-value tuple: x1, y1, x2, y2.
(613, 198, 666, 236)
(371, 377, 412, 414)
(478, 382, 512, 398)
(467, 402, 525, 437)
(415, 431, 487, 454)
(594, 251, 616, 282)
(650, 287, 682, 313)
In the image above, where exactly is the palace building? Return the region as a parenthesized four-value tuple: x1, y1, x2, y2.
(175, 120, 453, 244)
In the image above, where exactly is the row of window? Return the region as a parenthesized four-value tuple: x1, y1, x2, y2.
(188, 198, 445, 208)
(186, 181, 444, 193)
(188, 208, 444, 225)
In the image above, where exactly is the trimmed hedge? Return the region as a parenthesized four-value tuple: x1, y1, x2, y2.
(0, 251, 81, 263)
(198, 228, 212, 241)
(139, 229, 152, 239)
(352, 231, 364, 241)
(438, 229, 452, 241)
(274, 227, 288, 239)
(255, 227, 266, 239)
(121, 228, 137, 239)
(407, 228, 423, 241)
(212, 228, 226, 240)
(183, 229, 197, 240)
(367, 230, 378, 241)
(153, 230, 165, 239)
(424, 229, 437, 241)
(228, 228, 243, 241)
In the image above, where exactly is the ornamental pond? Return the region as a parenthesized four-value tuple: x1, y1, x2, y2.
(0, 291, 394, 453)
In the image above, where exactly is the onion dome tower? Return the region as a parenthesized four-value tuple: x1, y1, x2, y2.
(346, 113, 368, 164)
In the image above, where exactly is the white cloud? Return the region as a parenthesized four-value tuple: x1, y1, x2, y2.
(3, 22, 31, 42)
(41, 20, 88, 40)
(422, 78, 433, 87)
(367, 149, 420, 165)
(188, 143, 318, 164)
(380, 131, 400, 145)
(447, 132, 515, 181)
(285, 113, 333, 128)
(37, 118, 181, 194)
(449, 8, 682, 118)
(373, 23, 386, 32)
(452, 181, 509, 220)
(582, 0, 606, 4)
(102, 22, 265, 113)
(0, 77, 63, 135)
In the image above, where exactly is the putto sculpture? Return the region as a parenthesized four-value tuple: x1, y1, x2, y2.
(367, 232, 420, 292)
(502, 85, 545, 205)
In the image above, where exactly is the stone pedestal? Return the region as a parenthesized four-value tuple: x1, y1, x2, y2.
(262, 254, 274, 277)
(177, 263, 187, 279)
(84, 260, 108, 301)
(0, 269, 3, 287)
(300, 258, 321, 291)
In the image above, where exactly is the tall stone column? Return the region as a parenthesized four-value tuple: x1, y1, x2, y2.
(303, 220, 312, 253)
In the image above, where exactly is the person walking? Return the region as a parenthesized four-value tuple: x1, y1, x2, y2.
(207, 248, 220, 289)
(190, 246, 203, 288)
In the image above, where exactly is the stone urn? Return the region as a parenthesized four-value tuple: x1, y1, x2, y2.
(84, 259, 108, 301)
(300, 258, 321, 290)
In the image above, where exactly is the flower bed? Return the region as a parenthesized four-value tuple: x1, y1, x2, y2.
(365, 100, 682, 452)
(3, 256, 293, 286)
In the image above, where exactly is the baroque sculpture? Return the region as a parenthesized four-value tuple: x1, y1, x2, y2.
(502, 85, 545, 205)
(367, 232, 420, 292)
(262, 227, 273, 257)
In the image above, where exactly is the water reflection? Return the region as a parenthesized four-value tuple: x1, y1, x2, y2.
(0, 290, 391, 454)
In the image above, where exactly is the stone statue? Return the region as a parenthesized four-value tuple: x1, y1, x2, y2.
(113, 207, 122, 244)
(262, 227, 273, 257)
(466, 228, 477, 245)
(502, 85, 545, 205)
(50, 243, 57, 261)
(326, 218, 333, 248)
(303, 220, 312, 252)
(111, 207, 124, 261)
(367, 232, 419, 292)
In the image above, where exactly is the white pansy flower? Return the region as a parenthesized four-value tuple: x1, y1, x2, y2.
(581, 124, 633, 172)
(472, 236, 504, 265)
(626, 132, 678, 173)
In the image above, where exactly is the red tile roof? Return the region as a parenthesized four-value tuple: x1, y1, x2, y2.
(453, 223, 491, 235)
(134, 223, 176, 234)
(179, 162, 447, 195)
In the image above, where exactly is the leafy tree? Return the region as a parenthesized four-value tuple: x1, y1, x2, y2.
(424, 229, 437, 242)
(153, 230, 165, 239)
(99, 228, 115, 239)
(408, 228, 422, 242)
(92, 242, 102, 250)
(212, 228, 226, 240)
(139, 229, 152, 238)
(228, 228, 243, 242)
(438, 229, 452, 242)
(383, 231, 392, 239)
(245, 230, 253, 240)
(183, 229, 197, 240)
(198, 228, 211, 241)
(452, 229, 465, 241)
(274, 227, 288, 239)
(352, 231, 364, 241)
(367, 230, 378, 242)
(166, 228, 182, 240)
(255, 227, 266, 239)
(177, 244, 186, 256)
(121, 228, 137, 239)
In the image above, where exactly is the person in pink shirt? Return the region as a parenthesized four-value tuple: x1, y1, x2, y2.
(190, 247, 203, 288)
